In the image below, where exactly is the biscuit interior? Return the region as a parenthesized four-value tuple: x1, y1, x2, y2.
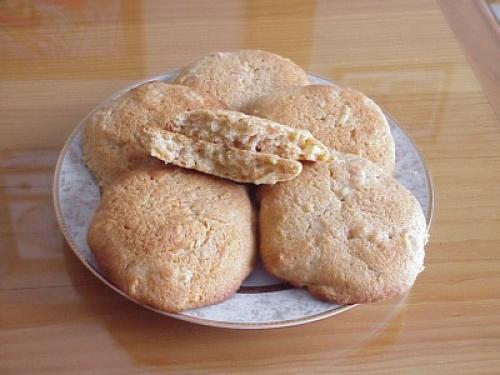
(169, 109, 330, 161)
(142, 127, 303, 185)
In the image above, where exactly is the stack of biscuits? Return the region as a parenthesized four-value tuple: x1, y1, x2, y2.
(83, 50, 428, 313)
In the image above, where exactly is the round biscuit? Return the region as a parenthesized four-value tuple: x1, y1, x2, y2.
(82, 81, 223, 186)
(87, 166, 256, 313)
(174, 50, 310, 111)
(248, 84, 395, 173)
(259, 153, 427, 304)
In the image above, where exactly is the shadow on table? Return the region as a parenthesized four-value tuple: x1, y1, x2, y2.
(63, 242, 410, 371)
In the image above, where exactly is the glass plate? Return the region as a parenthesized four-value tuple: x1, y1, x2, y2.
(53, 72, 434, 329)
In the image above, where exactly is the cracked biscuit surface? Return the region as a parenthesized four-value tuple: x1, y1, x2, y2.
(82, 81, 223, 186)
(259, 153, 427, 304)
(142, 128, 303, 184)
(174, 50, 310, 111)
(169, 109, 329, 161)
(87, 166, 256, 313)
(247, 84, 395, 173)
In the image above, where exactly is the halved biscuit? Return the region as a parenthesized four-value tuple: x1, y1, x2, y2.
(174, 50, 309, 110)
(169, 109, 329, 161)
(142, 128, 303, 185)
(259, 153, 427, 304)
(248, 85, 395, 173)
(82, 81, 224, 186)
(87, 166, 256, 313)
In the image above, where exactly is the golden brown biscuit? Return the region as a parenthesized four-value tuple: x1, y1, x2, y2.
(87, 166, 256, 313)
(82, 81, 223, 186)
(141, 128, 303, 184)
(259, 153, 427, 304)
(169, 109, 329, 161)
(248, 85, 395, 173)
(174, 50, 309, 111)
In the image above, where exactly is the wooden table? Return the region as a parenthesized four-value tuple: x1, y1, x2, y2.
(1, 1, 499, 373)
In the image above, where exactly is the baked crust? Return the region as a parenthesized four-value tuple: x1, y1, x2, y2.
(248, 84, 395, 174)
(174, 50, 310, 111)
(259, 153, 426, 304)
(87, 166, 256, 313)
(82, 81, 224, 186)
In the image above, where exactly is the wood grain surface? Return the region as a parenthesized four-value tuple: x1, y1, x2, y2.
(1, 0, 500, 373)
(438, 0, 500, 121)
